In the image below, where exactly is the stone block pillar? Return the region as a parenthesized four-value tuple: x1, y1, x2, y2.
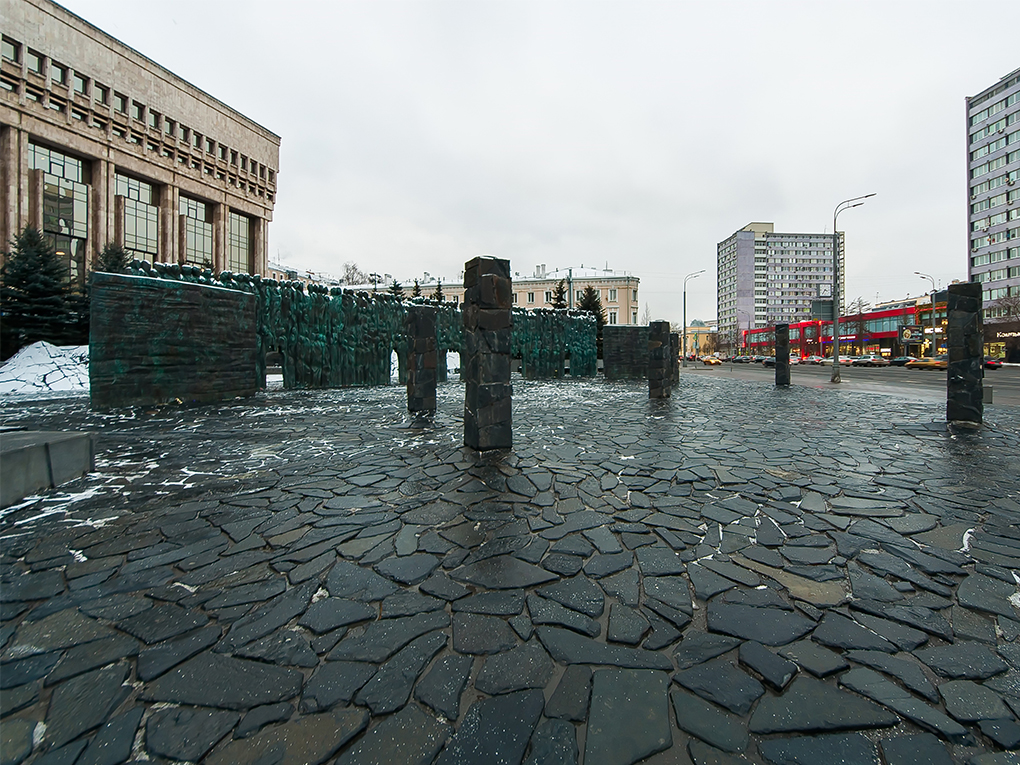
(648, 320, 671, 398)
(436, 349, 448, 383)
(946, 282, 983, 424)
(463, 257, 512, 449)
(406, 305, 437, 413)
(775, 323, 791, 387)
(670, 332, 680, 384)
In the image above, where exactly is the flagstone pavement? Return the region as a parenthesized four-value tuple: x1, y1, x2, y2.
(2, 375, 1020, 765)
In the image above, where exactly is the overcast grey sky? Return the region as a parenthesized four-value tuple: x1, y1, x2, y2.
(65, 0, 1020, 323)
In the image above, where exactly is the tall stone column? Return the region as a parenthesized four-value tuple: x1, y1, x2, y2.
(670, 332, 680, 384)
(946, 282, 983, 424)
(406, 305, 437, 413)
(463, 256, 512, 450)
(648, 320, 671, 398)
(775, 323, 791, 387)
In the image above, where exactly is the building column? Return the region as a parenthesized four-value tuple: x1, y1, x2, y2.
(91, 157, 109, 270)
(253, 217, 267, 276)
(159, 185, 178, 264)
(212, 202, 227, 273)
(0, 125, 22, 258)
(28, 168, 43, 231)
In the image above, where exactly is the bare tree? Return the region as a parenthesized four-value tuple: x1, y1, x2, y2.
(641, 303, 652, 324)
(992, 292, 1020, 322)
(341, 262, 369, 286)
(845, 296, 871, 354)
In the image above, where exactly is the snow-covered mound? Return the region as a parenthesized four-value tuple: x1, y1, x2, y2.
(0, 341, 89, 395)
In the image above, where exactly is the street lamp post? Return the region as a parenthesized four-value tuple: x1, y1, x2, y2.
(737, 309, 749, 356)
(915, 271, 937, 357)
(682, 270, 705, 368)
(830, 193, 876, 383)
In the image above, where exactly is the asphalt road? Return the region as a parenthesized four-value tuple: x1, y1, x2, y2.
(682, 360, 1020, 408)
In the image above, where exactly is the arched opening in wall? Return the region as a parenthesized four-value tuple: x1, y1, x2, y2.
(390, 350, 400, 385)
(446, 350, 461, 379)
(265, 348, 283, 387)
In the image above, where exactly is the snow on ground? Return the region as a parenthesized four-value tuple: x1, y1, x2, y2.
(0, 342, 89, 396)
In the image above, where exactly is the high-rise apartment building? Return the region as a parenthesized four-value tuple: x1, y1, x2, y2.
(717, 222, 841, 352)
(966, 68, 1020, 320)
(1, 0, 280, 288)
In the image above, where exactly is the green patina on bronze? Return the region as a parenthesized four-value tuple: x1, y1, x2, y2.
(112, 260, 595, 391)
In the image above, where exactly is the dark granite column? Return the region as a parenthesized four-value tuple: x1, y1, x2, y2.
(463, 257, 513, 449)
(670, 332, 680, 384)
(775, 323, 791, 387)
(648, 320, 671, 399)
(406, 305, 437, 413)
(436, 349, 448, 383)
(946, 282, 983, 424)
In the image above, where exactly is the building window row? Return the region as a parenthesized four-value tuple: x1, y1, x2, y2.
(969, 80, 1020, 122)
(971, 169, 1018, 198)
(970, 112, 1019, 145)
(1, 33, 277, 203)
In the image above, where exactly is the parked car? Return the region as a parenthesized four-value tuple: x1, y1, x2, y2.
(905, 355, 948, 370)
(762, 356, 776, 367)
(839, 356, 856, 365)
(702, 356, 722, 366)
(853, 354, 890, 367)
(889, 356, 917, 367)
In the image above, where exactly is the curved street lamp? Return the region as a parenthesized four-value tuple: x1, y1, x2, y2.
(830, 193, 876, 383)
(915, 271, 937, 357)
(682, 270, 705, 368)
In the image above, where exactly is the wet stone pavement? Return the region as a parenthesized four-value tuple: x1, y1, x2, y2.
(2, 375, 1020, 765)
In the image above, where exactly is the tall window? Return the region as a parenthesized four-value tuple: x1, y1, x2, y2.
(227, 211, 251, 274)
(182, 197, 213, 268)
(29, 143, 89, 286)
(115, 173, 158, 258)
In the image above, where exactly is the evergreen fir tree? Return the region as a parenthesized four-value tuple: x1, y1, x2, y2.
(551, 278, 568, 309)
(432, 281, 444, 302)
(578, 284, 606, 359)
(94, 242, 132, 274)
(389, 279, 405, 299)
(411, 280, 422, 298)
(0, 227, 73, 357)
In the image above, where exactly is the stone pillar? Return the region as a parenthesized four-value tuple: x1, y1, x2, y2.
(463, 256, 512, 450)
(648, 320, 671, 398)
(406, 305, 437, 413)
(436, 349, 448, 382)
(946, 282, 983, 424)
(670, 332, 680, 384)
(775, 323, 791, 387)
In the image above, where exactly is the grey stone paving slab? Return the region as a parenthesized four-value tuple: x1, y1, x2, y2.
(839, 667, 967, 741)
(235, 702, 294, 738)
(524, 718, 578, 765)
(451, 555, 559, 589)
(811, 612, 896, 652)
(145, 707, 239, 761)
(205, 707, 368, 765)
(583, 551, 634, 578)
(643, 576, 692, 613)
(675, 658, 764, 715)
(749, 675, 898, 734)
(879, 732, 954, 765)
(337, 703, 451, 765)
(758, 732, 877, 765)
(218, 579, 316, 652)
(375, 553, 440, 585)
(1, 719, 35, 765)
(415, 653, 473, 720)
(671, 688, 749, 754)
(476, 641, 554, 695)
(687, 739, 753, 765)
(636, 546, 686, 576)
(435, 689, 544, 765)
(674, 632, 742, 671)
(738, 640, 796, 691)
(356, 630, 447, 714)
(452, 590, 525, 615)
(326, 559, 399, 601)
(236, 629, 318, 667)
(585, 526, 624, 554)
(4, 608, 113, 660)
(136, 624, 220, 681)
(299, 597, 375, 633)
(453, 612, 518, 654)
(547, 664, 592, 722)
(528, 594, 601, 637)
(45, 662, 128, 748)
(916, 641, 1009, 680)
(586, 669, 672, 765)
(939, 679, 1012, 722)
(328, 611, 450, 662)
(847, 609, 929, 651)
(845, 649, 938, 701)
(140, 651, 302, 710)
(537, 626, 672, 669)
(300, 660, 377, 712)
(978, 718, 1020, 749)
(707, 601, 813, 646)
(381, 590, 445, 617)
(958, 574, 1020, 619)
(537, 576, 605, 618)
(608, 603, 650, 645)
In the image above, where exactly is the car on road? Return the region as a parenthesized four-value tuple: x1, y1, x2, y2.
(853, 354, 890, 367)
(985, 356, 1004, 370)
(702, 356, 722, 366)
(789, 356, 801, 365)
(905, 355, 948, 370)
(762, 356, 776, 367)
(889, 356, 917, 366)
(804, 355, 825, 365)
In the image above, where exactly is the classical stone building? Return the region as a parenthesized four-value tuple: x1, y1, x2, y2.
(1, 0, 280, 287)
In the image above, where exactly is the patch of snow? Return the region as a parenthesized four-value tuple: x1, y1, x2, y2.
(961, 528, 976, 552)
(0, 341, 89, 395)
